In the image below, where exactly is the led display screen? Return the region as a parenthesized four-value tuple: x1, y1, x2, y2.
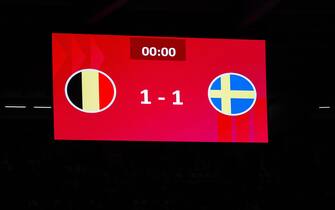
(52, 33, 268, 143)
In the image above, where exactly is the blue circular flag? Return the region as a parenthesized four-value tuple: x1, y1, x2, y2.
(208, 73, 257, 116)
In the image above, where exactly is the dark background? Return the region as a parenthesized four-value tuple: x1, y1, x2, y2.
(1, 0, 334, 209)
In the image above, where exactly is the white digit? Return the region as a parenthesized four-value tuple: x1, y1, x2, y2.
(169, 48, 176, 57)
(172, 90, 183, 105)
(149, 47, 157, 56)
(161, 47, 169, 57)
(142, 47, 149, 56)
(141, 89, 152, 104)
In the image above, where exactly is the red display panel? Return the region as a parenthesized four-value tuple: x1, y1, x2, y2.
(52, 33, 268, 143)
(130, 37, 186, 61)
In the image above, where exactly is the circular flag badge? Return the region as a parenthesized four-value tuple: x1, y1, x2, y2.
(65, 69, 116, 113)
(208, 73, 256, 116)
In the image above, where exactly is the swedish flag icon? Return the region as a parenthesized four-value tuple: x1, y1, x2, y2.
(208, 73, 256, 116)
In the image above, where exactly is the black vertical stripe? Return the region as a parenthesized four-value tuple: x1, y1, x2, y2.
(67, 72, 82, 109)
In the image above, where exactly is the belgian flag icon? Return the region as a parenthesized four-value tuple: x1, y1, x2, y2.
(66, 69, 116, 113)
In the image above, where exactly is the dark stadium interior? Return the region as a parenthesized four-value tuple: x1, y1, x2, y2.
(1, 0, 334, 209)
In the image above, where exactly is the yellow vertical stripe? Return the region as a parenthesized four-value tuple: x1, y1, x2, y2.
(220, 75, 231, 115)
(82, 71, 100, 112)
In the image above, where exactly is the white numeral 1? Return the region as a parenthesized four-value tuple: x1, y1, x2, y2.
(140, 89, 152, 104)
(172, 90, 183, 105)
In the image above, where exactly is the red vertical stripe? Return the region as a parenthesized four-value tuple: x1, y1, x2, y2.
(249, 111, 255, 143)
(218, 115, 233, 142)
(235, 114, 250, 143)
(99, 73, 114, 109)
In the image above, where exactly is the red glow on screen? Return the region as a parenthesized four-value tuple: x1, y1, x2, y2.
(52, 33, 268, 143)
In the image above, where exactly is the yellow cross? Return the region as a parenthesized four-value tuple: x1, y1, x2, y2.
(209, 75, 255, 114)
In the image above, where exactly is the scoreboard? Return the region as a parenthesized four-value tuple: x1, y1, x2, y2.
(52, 33, 268, 143)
